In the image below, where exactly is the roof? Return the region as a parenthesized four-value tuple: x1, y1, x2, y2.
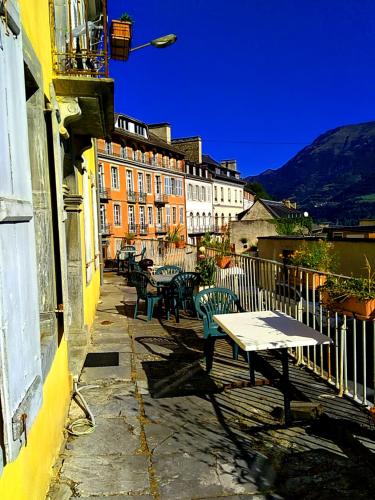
(237, 198, 302, 220)
(202, 154, 220, 166)
(111, 126, 183, 155)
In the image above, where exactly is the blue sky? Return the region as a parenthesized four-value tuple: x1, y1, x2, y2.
(108, 0, 375, 177)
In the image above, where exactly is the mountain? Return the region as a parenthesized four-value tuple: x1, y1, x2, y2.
(246, 122, 375, 224)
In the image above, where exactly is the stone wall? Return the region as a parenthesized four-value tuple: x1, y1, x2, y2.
(172, 137, 202, 163)
(231, 220, 278, 251)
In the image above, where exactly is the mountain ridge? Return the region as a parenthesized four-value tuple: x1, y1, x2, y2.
(245, 121, 375, 224)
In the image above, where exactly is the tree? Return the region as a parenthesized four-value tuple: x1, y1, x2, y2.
(245, 181, 272, 200)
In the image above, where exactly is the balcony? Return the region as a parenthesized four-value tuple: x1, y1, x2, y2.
(128, 223, 137, 234)
(127, 191, 138, 203)
(138, 224, 149, 235)
(50, 0, 114, 140)
(99, 188, 111, 202)
(155, 223, 167, 234)
(154, 194, 167, 205)
(100, 223, 112, 235)
(138, 192, 147, 204)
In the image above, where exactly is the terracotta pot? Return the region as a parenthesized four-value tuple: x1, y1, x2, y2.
(175, 241, 186, 249)
(293, 271, 326, 289)
(110, 21, 132, 61)
(321, 291, 375, 319)
(216, 256, 231, 269)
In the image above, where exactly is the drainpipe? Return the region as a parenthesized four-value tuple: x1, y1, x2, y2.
(93, 139, 104, 285)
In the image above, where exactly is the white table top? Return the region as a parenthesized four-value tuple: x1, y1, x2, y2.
(213, 310, 332, 352)
(151, 274, 177, 285)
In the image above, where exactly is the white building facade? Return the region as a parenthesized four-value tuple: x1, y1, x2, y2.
(185, 162, 214, 244)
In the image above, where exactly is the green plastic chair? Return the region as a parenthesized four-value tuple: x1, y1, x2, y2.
(131, 271, 162, 321)
(155, 265, 182, 275)
(194, 287, 247, 372)
(165, 272, 201, 323)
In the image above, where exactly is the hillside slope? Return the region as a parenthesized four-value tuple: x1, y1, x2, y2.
(246, 122, 375, 223)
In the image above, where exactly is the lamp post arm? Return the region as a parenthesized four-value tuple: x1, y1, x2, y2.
(129, 42, 152, 52)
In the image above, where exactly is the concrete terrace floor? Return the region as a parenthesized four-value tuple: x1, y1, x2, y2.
(48, 273, 375, 500)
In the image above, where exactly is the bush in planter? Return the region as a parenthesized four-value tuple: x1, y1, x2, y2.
(195, 256, 216, 287)
(289, 240, 336, 272)
(319, 256, 375, 318)
(165, 225, 182, 246)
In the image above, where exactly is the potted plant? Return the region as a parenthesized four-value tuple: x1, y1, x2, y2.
(288, 240, 336, 289)
(165, 226, 181, 248)
(195, 256, 216, 290)
(124, 232, 135, 245)
(215, 225, 232, 269)
(110, 13, 133, 61)
(320, 257, 375, 319)
(175, 236, 186, 249)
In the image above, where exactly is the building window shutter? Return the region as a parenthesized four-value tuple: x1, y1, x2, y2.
(0, 4, 43, 465)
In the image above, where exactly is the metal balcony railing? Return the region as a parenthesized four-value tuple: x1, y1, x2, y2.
(50, 0, 109, 77)
(100, 223, 112, 235)
(154, 193, 167, 205)
(155, 223, 167, 233)
(138, 224, 149, 235)
(128, 223, 137, 234)
(99, 188, 111, 200)
(138, 192, 147, 204)
(127, 191, 138, 203)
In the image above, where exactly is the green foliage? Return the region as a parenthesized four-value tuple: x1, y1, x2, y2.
(245, 182, 272, 200)
(200, 228, 231, 256)
(195, 257, 216, 286)
(321, 256, 375, 301)
(124, 232, 135, 241)
(289, 240, 337, 272)
(272, 216, 312, 236)
(166, 225, 182, 243)
(119, 12, 133, 23)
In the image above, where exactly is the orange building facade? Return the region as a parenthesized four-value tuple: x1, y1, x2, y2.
(97, 115, 186, 260)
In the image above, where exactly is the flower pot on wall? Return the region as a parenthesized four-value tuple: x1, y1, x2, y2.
(175, 241, 186, 249)
(110, 20, 132, 61)
(216, 256, 231, 269)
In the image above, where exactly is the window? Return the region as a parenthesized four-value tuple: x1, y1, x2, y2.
(139, 206, 145, 226)
(128, 205, 135, 228)
(105, 141, 112, 154)
(171, 177, 176, 195)
(234, 189, 237, 203)
(170, 157, 175, 168)
(180, 207, 184, 223)
(98, 163, 105, 191)
(111, 166, 119, 189)
(132, 148, 136, 161)
(166, 206, 171, 224)
(164, 176, 172, 195)
(195, 185, 200, 201)
(172, 206, 177, 224)
(121, 145, 128, 158)
(146, 174, 152, 194)
(221, 187, 224, 202)
(176, 179, 183, 196)
(162, 156, 167, 168)
(157, 207, 163, 225)
(188, 184, 193, 200)
(214, 186, 217, 202)
(155, 175, 162, 194)
(148, 206, 153, 225)
(138, 172, 144, 193)
(152, 152, 157, 166)
(189, 212, 194, 229)
(201, 186, 206, 201)
(239, 190, 242, 203)
(126, 170, 133, 192)
(114, 204, 121, 226)
(207, 187, 211, 202)
(228, 188, 231, 202)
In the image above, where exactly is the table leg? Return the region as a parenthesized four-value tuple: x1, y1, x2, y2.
(281, 348, 292, 425)
(248, 351, 255, 385)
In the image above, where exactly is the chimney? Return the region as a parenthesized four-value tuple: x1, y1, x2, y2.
(282, 199, 297, 209)
(171, 136, 202, 163)
(148, 123, 171, 144)
(220, 160, 237, 171)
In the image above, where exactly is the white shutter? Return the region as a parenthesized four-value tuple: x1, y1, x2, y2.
(0, 1, 43, 465)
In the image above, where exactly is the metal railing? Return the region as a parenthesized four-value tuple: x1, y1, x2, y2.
(100, 223, 112, 235)
(131, 239, 375, 409)
(154, 193, 168, 204)
(127, 191, 137, 203)
(138, 224, 149, 235)
(155, 223, 167, 233)
(50, 0, 109, 77)
(138, 192, 147, 204)
(128, 223, 137, 233)
(99, 188, 111, 200)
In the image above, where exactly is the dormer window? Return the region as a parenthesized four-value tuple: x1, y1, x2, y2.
(132, 148, 136, 161)
(121, 145, 128, 158)
(105, 141, 112, 154)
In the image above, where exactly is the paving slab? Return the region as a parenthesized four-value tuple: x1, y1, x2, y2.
(60, 455, 150, 497)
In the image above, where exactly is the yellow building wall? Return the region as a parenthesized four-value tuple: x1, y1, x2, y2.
(82, 147, 101, 328)
(0, 340, 72, 500)
(19, 0, 53, 98)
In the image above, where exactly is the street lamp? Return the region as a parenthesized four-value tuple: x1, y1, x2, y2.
(130, 34, 177, 53)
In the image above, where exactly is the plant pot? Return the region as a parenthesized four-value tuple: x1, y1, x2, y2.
(321, 291, 375, 319)
(216, 256, 231, 269)
(175, 241, 186, 249)
(293, 271, 326, 289)
(110, 20, 132, 61)
(125, 239, 135, 245)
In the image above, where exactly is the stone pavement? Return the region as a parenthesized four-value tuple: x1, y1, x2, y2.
(47, 273, 375, 500)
